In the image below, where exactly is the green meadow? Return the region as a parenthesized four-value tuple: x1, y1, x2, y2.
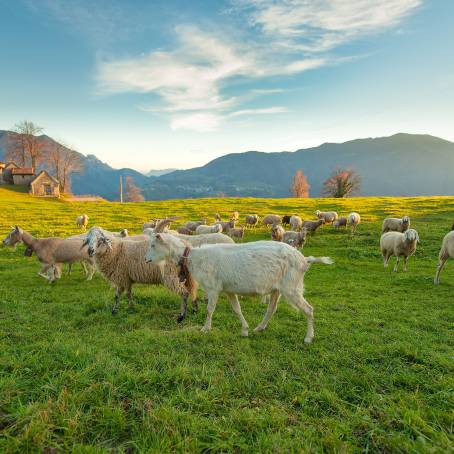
(0, 185, 453, 453)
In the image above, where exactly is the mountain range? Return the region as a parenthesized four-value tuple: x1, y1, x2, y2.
(1, 131, 453, 199)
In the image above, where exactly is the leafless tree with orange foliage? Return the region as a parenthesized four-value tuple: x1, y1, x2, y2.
(125, 176, 145, 202)
(322, 168, 361, 198)
(6, 121, 45, 169)
(290, 169, 310, 197)
(48, 142, 83, 193)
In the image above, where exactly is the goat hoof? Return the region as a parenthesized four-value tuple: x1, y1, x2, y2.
(304, 336, 313, 344)
(241, 329, 249, 337)
(200, 326, 210, 334)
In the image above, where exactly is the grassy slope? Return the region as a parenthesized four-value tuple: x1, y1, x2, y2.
(0, 186, 453, 453)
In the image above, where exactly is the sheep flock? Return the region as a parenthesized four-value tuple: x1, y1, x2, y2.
(2, 208, 452, 342)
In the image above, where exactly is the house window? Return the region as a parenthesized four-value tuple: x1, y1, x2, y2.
(44, 184, 52, 195)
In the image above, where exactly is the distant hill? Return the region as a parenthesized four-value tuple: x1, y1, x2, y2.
(2, 131, 453, 200)
(146, 168, 177, 177)
(0, 130, 150, 200)
(142, 133, 454, 199)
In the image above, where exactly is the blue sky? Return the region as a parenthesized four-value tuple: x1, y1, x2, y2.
(1, 0, 453, 171)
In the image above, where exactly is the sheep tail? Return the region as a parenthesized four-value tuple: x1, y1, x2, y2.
(306, 256, 334, 265)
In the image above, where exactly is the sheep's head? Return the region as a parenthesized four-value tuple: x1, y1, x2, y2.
(404, 229, 419, 243)
(315, 210, 321, 218)
(2, 226, 22, 248)
(119, 229, 129, 237)
(83, 227, 112, 257)
(402, 216, 410, 225)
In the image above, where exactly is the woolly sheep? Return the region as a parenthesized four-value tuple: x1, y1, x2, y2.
(184, 220, 207, 232)
(434, 231, 454, 284)
(382, 216, 410, 234)
(215, 219, 236, 233)
(289, 215, 303, 231)
(76, 214, 89, 231)
(333, 217, 347, 229)
(315, 210, 338, 224)
(380, 229, 419, 272)
(262, 214, 282, 228)
(302, 219, 325, 233)
(271, 224, 285, 241)
(146, 234, 333, 341)
(245, 214, 259, 228)
(228, 226, 245, 240)
(282, 229, 307, 249)
(177, 226, 193, 235)
(195, 224, 223, 235)
(348, 212, 361, 233)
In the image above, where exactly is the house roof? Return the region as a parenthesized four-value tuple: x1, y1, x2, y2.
(12, 167, 35, 175)
(30, 170, 59, 186)
(5, 161, 19, 169)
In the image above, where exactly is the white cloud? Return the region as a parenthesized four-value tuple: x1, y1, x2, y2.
(97, 1, 422, 132)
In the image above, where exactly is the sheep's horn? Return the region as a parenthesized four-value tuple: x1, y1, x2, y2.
(154, 218, 173, 233)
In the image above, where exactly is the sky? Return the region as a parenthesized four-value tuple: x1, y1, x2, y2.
(0, 0, 453, 172)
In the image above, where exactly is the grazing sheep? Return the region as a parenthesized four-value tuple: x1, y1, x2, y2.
(228, 226, 245, 241)
(282, 229, 307, 249)
(262, 214, 282, 228)
(380, 229, 419, 272)
(271, 224, 285, 241)
(382, 216, 410, 234)
(333, 217, 347, 229)
(282, 215, 292, 227)
(76, 214, 89, 231)
(348, 212, 361, 233)
(302, 219, 325, 233)
(174, 232, 234, 246)
(83, 227, 197, 320)
(289, 215, 303, 231)
(2, 226, 95, 282)
(195, 224, 223, 235)
(434, 231, 454, 284)
(230, 211, 239, 221)
(245, 214, 259, 229)
(315, 210, 338, 224)
(215, 219, 236, 233)
(184, 220, 207, 232)
(177, 226, 193, 235)
(145, 234, 333, 342)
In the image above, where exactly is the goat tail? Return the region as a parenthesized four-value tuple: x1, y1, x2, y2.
(306, 256, 334, 265)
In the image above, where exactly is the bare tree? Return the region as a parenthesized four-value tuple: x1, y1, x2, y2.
(323, 168, 361, 198)
(290, 169, 310, 198)
(124, 176, 145, 202)
(48, 142, 83, 193)
(7, 121, 45, 169)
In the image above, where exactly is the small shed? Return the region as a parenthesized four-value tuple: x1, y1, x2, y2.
(2, 162, 19, 184)
(12, 167, 35, 185)
(29, 170, 60, 197)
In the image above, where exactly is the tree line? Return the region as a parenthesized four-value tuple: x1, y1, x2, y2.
(291, 168, 360, 198)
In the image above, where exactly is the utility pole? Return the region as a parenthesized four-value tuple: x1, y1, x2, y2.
(120, 175, 123, 203)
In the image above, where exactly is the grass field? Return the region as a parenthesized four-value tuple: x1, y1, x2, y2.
(0, 185, 453, 453)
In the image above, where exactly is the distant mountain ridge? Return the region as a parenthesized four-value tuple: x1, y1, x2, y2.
(1, 130, 453, 200)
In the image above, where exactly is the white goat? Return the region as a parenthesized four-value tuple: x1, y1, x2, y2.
(145, 234, 333, 342)
(380, 229, 419, 272)
(434, 231, 454, 284)
(195, 224, 223, 235)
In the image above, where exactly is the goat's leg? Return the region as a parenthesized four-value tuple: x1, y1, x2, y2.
(383, 252, 391, 268)
(254, 291, 280, 332)
(86, 263, 95, 280)
(38, 264, 51, 280)
(201, 292, 219, 333)
(403, 256, 409, 272)
(393, 256, 400, 272)
(112, 287, 124, 314)
(285, 292, 314, 344)
(434, 256, 448, 284)
(226, 293, 249, 337)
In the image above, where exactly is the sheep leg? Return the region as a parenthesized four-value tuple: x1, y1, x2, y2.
(177, 296, 189, 323)
(393, 257, 400, 272)
(86, 263, 95, 280)
(201, 292, 219, 333)
(67, 263, 72, 276)
(383, 253, 391, 268)
(285, 292, 314, 344)
(127, 285, 134, 309)
(112, 287, 124, 314)
(434, 256, 447, 284)
(403, 256, 409, 272)
(38, 264, 51, 280)
(254, 291, 280, 332)
(226, 293, 249, 337)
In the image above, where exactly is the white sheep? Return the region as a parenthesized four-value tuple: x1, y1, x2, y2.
(282, 229, 307, 249)
(380, 229, 419, 272)
(271, 224, 285, 241)
(214, 219, 236, 233)
(76, 214, 89, 231)
(315, 210, 338, 224)
(145, 234, 333, 342)
(382, 216, 410, 234)
(348, 212, 361, 233)
(184, 220, 207, 232)
(228, 226, 245, 241)
(289, 215, 303, 231)
(262, 214, 282, 228)
(195, 224, 223, 235)
(333, 217, 347, 229)
(434, 231, 454, 284)
(245, 214, 259, 229)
